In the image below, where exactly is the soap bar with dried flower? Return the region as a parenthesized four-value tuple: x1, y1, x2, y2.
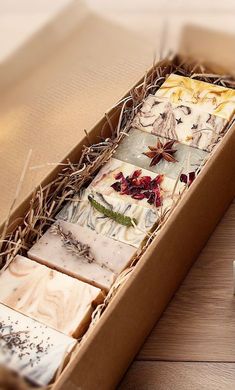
(0, 304, 76, 386)
(132, 94, 227, 151)
(57, 190, 159, 248)
(28, 220, 136, 290)
(115, 128, 208, 179)
(85, 158, 184, 210)
(0, 255, 103, 337)
(155, 74, 235, 120)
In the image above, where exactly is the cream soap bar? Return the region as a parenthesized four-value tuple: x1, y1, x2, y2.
(57, 191, 159, 248)
(86, 158, 184, 210)
(115, 128, 208, 180)
(132, 94, 227, 151)
(0, 256, 102, 337)
(155, 73, 235, 120)
(0, 304, 76, 386)
(28, 220, 136, 291)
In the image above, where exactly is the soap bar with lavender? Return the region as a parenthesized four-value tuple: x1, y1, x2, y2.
(132, 94, 227, 151)
(57, 191, 159, 248)
(28, 220, 136, 291)
(0, 256, 103, 337)
(86, 158, 184, 210)
(155, 73, 235, 120)
(115, 128, 208, 179)
(0, 304, 76, 386)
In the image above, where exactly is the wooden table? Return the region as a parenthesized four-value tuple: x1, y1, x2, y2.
(119, 198, 235, 389)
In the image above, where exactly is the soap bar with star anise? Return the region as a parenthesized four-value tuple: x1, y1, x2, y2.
(57, 191, 159, 248)
(84, 158, 184, 210)
(0, 304, 76, 386)
(155, 73, 235, 120)
(28, 220, 136, 290)
(115, 128, 208, 180)
(132, 94, 227, 151)
(0, 255, 103, 337)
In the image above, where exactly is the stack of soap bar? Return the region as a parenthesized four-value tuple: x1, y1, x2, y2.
(0, 255, 103, 338)
(155, 73, 235, 120)
(0, 304, 76, 386)
(57, 191, 158, 248)
(85, 157, 184, 209)
(28, 220, 136, 290)
(132, 94, 227, 151)
(115, 128, 208, 179)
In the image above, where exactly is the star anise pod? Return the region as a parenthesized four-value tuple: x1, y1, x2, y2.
(143, 139, 177, 167)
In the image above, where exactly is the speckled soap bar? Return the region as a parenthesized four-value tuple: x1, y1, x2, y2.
(86, 158, 184, 210)
(0, 256, 103, 337)
(0, 304, 76, 386)
(28, 220, 136, 290)
(57, 191, 158, 248)
(115, 128, 208, 179)
(132, 95, 227, 151)
(155, 73, 235, 120)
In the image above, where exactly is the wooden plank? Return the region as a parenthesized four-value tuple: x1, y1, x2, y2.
(119, 362, 235, 390)
(138, 200, 235, 361)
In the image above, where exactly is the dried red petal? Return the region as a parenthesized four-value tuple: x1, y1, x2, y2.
(111, 182, 121, 192)
(131, 193, 146, 200)
(180, 171, 196, 186)
(111, 171, 164, 208)
(114, 172, 124, 180)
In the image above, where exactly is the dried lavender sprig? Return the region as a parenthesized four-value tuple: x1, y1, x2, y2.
(51, 223, 95, 263)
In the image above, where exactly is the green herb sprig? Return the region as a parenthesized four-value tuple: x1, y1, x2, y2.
(88, 195, 137, 227)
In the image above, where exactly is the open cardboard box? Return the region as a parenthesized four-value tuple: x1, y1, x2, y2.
(1, 10, 235, 389)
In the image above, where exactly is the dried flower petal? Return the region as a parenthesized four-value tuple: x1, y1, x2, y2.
(111, 169, 164, 207)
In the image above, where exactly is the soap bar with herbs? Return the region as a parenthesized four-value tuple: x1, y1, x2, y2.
(28, 220, 136, 291)
(115, 128, 208, 179)
(132, 94, 227, 151)
(0, 255, 103, 337)
(155, 73, 235, 120)
(57, 191, 159, 248)
(0, 304, 76, 386)
(86, 158, 184, 210)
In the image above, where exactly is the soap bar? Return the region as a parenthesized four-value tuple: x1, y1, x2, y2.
(28, 220, 136, 291)
(0, 256, 103, 337)
(155, 73, 235, 120)
(132, 94, 227, 151)
(87, 158, 184, 210)
(0, 304, 76, 386)
(57, 191, 159, 248)
(115, 128, 208, 180)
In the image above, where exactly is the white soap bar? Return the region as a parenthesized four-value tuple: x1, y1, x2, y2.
(28, 220, 136, 290)
(0, 304, 76, 386)
(57, 191, 159, 248)
(0, 256, 103, 337)
(132, 94, 227, 151)
(115, 128, 208, 180)
(87, 158, 184, 210)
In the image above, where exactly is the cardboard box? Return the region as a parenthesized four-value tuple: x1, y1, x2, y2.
(1, 22, 235, 389)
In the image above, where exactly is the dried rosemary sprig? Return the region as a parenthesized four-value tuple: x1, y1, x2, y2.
(88, 195, 137, 227)
(51, 223, 95, 263)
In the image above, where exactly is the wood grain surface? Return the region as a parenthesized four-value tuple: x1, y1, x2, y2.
(119, 362, 235, 390)
(120, 199, 235, 387)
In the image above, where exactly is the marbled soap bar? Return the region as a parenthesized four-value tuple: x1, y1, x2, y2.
(57, 191, 159, 248)
(0, 256, 102, 337)
(28, 220, 136, 291)
(132, 94, 227, 151)
(115, 128, 208, 180)
(86, 158, 184, 210)
(155, 73, 235, 120)
(0, 304, 76, 386)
